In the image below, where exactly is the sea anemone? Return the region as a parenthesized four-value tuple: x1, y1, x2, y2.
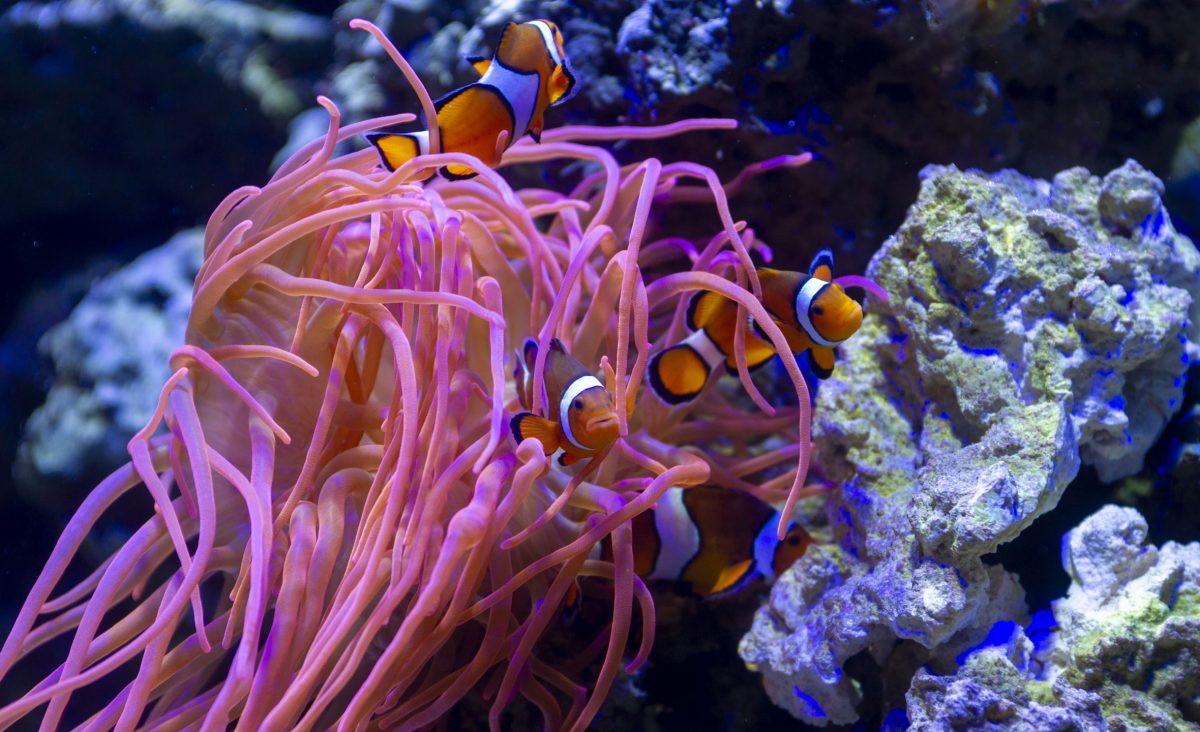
(0, 20, 822, 730)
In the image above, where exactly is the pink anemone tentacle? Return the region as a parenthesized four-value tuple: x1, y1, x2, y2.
(0, 19, 829, 728)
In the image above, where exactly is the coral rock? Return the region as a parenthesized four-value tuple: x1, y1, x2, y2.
(15, 231, 201, 506)
(741, 161, 1200, 726)
(1053, 507, 1200, 728)
(909, 505, 1200, 730)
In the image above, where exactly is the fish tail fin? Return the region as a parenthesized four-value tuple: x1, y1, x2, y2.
(364, 130, 430, 172)
(647, 330, 722, 405)
(509, 412, 560, 454)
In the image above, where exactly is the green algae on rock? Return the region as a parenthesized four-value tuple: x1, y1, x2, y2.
(740, 160, 1200, 726)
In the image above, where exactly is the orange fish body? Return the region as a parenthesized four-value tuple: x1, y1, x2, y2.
(647, 249, 864, 405)
(602, 485, 812, 598)
(510, 338, 619, 466)
(366, 20, 577, 179)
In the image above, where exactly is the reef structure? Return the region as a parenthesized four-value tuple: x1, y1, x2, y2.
(907, 504, 1200, 730)
(15, 230, 202, 510)
(740, 160, 1200, 725)
(0, 20, 821, 731)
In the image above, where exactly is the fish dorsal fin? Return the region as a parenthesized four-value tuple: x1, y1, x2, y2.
(541, 338, 590, 408)
(686, 290, 728, 330)
(466, 55, 491, 76)
(496, 21, 520, 61)
(809, 248, 834, 282)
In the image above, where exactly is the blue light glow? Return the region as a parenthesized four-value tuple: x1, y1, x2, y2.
(792, 686, 827, 719)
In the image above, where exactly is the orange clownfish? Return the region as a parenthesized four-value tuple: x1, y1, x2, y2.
(647, 249, 863, 405)
(599, 485, 813, 598)
(365, 19, 577, 180)
(510, 338, 619, 466)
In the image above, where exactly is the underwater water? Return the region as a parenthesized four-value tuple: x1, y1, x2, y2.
(1, 0, 1198, 730)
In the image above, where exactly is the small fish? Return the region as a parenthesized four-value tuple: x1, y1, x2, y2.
(647, 249, 863, 405)
(510, 338, 619, 466)
(603, 485, 812, 598)
(365, 19, 577, 180)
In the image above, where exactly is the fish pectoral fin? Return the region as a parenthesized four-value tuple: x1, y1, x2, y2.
(496, 21, 519, 58)
(648, 342, 714, 406)
(809, 346, 836, 379)
(709, 559, 756, 596)
(466, 55, 491, 76)
(809, 248, 834, 281)
(510, 412, 561, 454)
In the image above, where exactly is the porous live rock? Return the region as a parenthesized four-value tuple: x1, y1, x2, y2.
(1052, 506, 1200, 729)
(740, 161, 1200, 726)
(906, 628, 1106, 731)
(14, 230, 201, 509)
(421, 0, 1200, 284)
(907, 505, 1200, 730)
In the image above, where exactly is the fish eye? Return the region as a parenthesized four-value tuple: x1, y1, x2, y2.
(572, 398, 583, 410)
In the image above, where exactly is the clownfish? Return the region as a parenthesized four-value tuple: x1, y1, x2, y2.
(597, 485, 812, 598)
(510, 338, 620, 466)
(365, 19, 577, 180)
(647, 249, 863, 406)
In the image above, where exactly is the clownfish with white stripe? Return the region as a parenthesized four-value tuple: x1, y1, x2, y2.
(365, 19, 577, 180)
(647, 249, 863, 406)
(597, 485, 813, 598)
(510, 338, 620, 466)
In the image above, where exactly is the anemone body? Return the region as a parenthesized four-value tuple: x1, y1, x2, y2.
(0, 21, 818, 731)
